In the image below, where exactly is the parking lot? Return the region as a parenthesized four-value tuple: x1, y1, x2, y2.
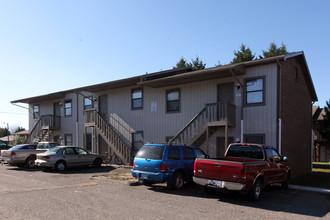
(0, 164, 329, 219)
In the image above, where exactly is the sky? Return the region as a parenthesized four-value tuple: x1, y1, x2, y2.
(0, 0, 329, 132)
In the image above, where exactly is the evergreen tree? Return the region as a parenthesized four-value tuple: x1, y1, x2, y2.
(191, 56, 206, 70)
(321, 100, 330, 141)
(231, 43, 255, 64)
(173, 57, 192, 69)
(260, 42, 288, 58)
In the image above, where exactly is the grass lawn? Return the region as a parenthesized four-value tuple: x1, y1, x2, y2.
(290, 171, 330, 189)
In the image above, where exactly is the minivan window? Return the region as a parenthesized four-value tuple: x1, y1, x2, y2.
(167, 147, 180, 160)
(183, 147, 195, 160)
(136, 145, 164, 160)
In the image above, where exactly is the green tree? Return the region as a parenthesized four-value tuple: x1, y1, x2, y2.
(260, 42, 288, 58)
(173, 57, 192, 69)
(191, 56, 206, 70)
(231, 43, 255, 64)
(174, 56, 206, 70)
(321, 100, 330, 141)
(14, 126, 25, 133)
(0, 128, 10, 138)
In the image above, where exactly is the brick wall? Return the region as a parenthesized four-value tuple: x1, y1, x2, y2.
(280, 58, 313, 177)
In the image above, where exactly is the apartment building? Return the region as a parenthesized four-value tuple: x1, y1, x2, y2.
(12, 52, 317, 177)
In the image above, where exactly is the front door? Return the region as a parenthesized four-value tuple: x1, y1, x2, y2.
(54, 102, 61, 116)
(217, 83, 234, 104)
(98, 95, 108, 121)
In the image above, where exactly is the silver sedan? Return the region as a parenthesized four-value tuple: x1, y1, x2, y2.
(35, 146, 103, 171)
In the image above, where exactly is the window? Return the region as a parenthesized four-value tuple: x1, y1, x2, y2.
(245, 77, 264, 105)
(166, 89, 180, 113)
(183, 147, 195, 160)
(64, 100, 72, 116)
(75, 147, 88, 155)
(244, 134, 265, 144)
(132, 88, 143, 109)
(226, 144, 264, 160)
(133, 131, 144, 151)
(86, 133, 92, 151)
(167, 147, 181, 160)
(65, 134, 73, 146)
(63, 147, 76, 155)
(33, 105, 40, 119)
(84, 97, 93, 110)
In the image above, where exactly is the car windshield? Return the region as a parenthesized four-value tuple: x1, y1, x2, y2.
(135, 145, 164, 160)
(45, 147, 61, 153)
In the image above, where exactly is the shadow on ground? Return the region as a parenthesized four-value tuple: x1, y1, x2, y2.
(130, 181, 330, 218)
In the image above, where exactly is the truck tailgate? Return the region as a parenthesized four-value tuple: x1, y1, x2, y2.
(194, 158, 245, 183)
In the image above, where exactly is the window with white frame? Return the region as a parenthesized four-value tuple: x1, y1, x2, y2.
(84, 97, 93, 110)
(33, 105, 40, 119)
(245, 77, 264, 105)
(64, 100, 72, 116)
(166, 89, 180, 113)
(131, 88, 143, 109)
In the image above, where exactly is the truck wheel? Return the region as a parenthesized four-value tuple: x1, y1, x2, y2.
(25, 156, 36, 168)
(171, 172, 184, 190)
(281, 172, 290, 189)
(250, 179, 262, 201)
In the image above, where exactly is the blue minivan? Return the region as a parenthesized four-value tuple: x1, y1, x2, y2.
(131, 144, 207, 190)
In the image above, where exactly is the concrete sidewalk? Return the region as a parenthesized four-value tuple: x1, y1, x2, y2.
(289, 185, 330, 194)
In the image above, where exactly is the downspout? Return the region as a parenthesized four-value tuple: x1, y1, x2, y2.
(76, 92, 79, 146)
(277, 60, 282, 154)
(230, 68, 244, 143)
(311, 101, 315, 171)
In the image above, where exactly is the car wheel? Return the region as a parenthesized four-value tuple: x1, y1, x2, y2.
(281, 172, 290, 189)
(171, 172, 184, 190)
(55, 161, 66, 172)
(250, 178, 262, 201)
(114, 156, 121, 165)
(93, 158, 102, 168)
(25, 156, 36, 168)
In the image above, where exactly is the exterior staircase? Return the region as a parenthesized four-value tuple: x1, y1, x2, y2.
(25, 115, 61, 144)
(169, 102, 235, 147)
(84, 109, 133, 165)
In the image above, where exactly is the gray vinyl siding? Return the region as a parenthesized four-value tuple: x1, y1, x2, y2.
(27, 62, 278, 151)
(243, 63, 277, 147)
(95, 77, 239, 144)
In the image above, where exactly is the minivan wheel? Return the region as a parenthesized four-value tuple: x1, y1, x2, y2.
(171, 172, 184, 190)
(25, 156, 36, 168)
(55, 161, 66, 171)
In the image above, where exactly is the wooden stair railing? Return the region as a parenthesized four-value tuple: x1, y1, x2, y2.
(169, 102, 235, 145)
(86, 110, 132, 164)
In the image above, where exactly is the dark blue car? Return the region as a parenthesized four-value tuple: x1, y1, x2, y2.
(131, 144, 207, 190)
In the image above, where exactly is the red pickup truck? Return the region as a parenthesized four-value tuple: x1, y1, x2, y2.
(193, 143, 290, 200)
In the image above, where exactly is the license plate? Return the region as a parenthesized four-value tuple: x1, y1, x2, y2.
(208, 180, 224, 188)
(140, 174, 148, 179)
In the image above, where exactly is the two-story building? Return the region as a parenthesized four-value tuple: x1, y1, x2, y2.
(12, 51, 317, 177)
